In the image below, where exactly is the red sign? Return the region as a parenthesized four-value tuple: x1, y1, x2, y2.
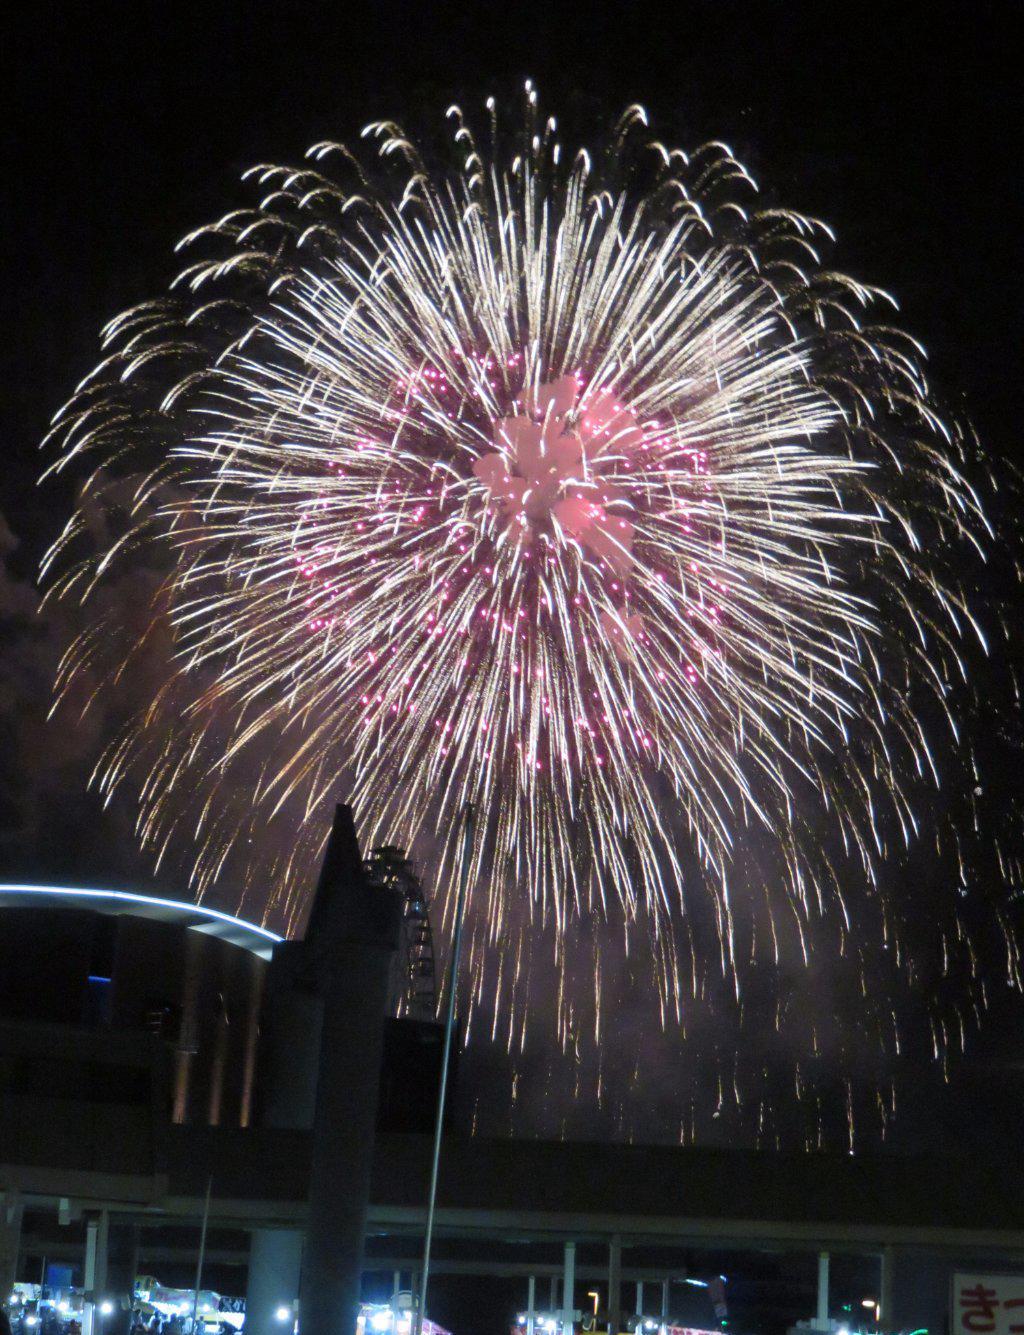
(953, 1273, 1024, 1335)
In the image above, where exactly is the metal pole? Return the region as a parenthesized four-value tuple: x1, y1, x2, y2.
(0, 1191, 24, 1314)
(816, 1252, 829, 1330)
(527, 1276, 536, 1335)
(607, 1238, 622, 1335)
(414, 805, 475, 1335)
(191, 1178, 213, 1333)
(83, 1219, 99, 1335)
(561, 1243, 576, 1335)
(879, 1246, 894, 1327)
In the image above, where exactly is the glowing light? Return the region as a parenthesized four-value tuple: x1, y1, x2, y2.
(0, 883, 281, 956)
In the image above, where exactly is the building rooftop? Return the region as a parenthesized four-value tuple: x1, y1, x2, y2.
(0, 882, 282, 959)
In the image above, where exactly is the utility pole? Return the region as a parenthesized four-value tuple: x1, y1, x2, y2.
(414, 806, 474, 1335)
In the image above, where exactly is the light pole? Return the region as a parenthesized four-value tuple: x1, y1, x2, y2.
(414, 805, 475, 1335)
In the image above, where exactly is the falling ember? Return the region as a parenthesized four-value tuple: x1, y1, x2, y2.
(41, 88, 1022, 1142)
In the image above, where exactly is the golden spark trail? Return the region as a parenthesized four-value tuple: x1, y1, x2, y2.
(42, 88, 1022, 1145)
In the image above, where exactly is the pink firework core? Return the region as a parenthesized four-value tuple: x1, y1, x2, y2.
(298, 360, 720, 699)
(473, 372, 641, 577)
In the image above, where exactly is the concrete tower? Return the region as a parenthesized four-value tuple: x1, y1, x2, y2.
(244, 804, 401, 1335)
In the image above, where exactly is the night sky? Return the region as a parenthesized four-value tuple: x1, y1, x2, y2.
(2, 2, 1022, 1150)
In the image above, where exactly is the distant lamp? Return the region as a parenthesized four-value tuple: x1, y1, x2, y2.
(275, 1308, 292, 1323)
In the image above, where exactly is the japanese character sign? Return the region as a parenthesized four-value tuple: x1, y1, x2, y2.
(953, 1273, 1024, 1335)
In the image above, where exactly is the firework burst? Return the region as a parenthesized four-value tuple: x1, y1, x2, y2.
(43, 87, 1021, 1140)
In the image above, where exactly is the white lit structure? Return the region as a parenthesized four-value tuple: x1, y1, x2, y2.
(0, 884, 281, 959)
(356, 1304, 450, 1335)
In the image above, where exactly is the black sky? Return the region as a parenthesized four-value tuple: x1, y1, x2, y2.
(1, 0, 1022, 1150)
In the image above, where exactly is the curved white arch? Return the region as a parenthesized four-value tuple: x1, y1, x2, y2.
(0, 882, 282, 958)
